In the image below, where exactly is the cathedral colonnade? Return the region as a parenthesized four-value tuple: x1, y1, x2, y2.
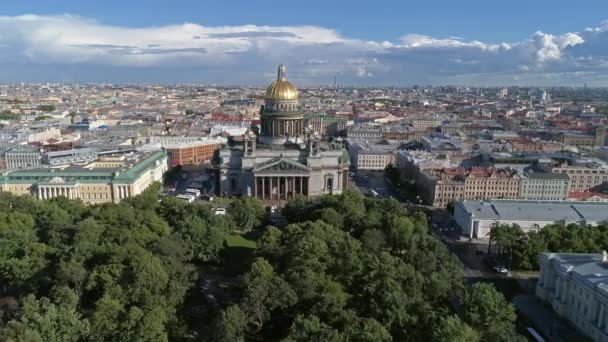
(254, 175, 309, 200)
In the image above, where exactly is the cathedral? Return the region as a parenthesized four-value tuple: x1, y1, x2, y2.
(218, 65, 349, 201)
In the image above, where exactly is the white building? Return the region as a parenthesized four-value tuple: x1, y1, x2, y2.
(454, 200, 608, 238)
(537, 252, 608, 342)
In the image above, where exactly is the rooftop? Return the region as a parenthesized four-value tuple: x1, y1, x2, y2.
(458, 200, 608, 223)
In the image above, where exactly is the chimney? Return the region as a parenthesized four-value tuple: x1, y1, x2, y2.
(603, 250, 608, 263)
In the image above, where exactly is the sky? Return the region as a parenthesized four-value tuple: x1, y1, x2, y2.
(1, 0, 608, 86)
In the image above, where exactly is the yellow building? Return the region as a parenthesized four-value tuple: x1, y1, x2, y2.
(0, 151, 168, 204)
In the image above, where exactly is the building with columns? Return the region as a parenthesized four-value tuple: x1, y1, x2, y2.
(218, 65, 349, 201)
(537, 252, 608, 342)
(0, 151, 167, 204)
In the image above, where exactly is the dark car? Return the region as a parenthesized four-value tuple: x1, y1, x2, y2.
(475, 249, 486, 255)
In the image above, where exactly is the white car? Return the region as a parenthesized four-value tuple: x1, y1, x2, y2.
(214, 207, 226, 215)
(493, 266, 508, 274)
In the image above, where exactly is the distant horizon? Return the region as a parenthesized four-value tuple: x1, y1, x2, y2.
(1, 1, 608, 86)
(2, 82, 608, 90)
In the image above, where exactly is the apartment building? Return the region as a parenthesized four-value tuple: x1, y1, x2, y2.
(165, 140, 222, 166)
(520, 170, 570, 200)
(347, 140, 396, 171)
(552, 162, 608, 192)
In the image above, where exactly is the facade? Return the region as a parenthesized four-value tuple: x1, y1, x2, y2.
(412, 118, 442, 130)
(404, 165, 521, 207)
(520, 170, 569, 200)
(165, 140, 222, 166)
(346, 124, 383, 141)
(553, 162, 608, 192)
(454, 200, 608, 238)
(4, 147, 42, 169)
(0, 151, 167, 204)
(536, 252, 608, 342)
(347, 140, 396, 171)
(306, 112, 349, 138)
(44, 148, 98, 166)
(218, 65, 349, 201)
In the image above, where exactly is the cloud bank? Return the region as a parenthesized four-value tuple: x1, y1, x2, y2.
(1, 14, 608, 85)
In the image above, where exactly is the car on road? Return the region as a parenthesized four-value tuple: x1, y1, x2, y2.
(475, 249, 485, 255)
(493, 265, 508, 275)
(214, 208, 226, 215)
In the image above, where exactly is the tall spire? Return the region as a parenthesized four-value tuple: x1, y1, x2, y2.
(277, 64, 286, 80)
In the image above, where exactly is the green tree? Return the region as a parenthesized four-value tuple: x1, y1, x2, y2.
(229, 197, 265, 231)
(283, 315, 342, 342)
(1, 295, 90, 342)
(462, 283, 522, 341)
(432, 315, 479, 342)
(213, 305, 247, 342)
(36, 105, 56, 112)
(242, 258, 297, 330)
(175, 214, 225, 262)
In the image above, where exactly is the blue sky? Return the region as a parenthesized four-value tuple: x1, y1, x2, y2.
(1, 0, 608, 85)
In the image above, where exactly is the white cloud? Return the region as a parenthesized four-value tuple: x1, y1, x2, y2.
(0, 14, 607, 85)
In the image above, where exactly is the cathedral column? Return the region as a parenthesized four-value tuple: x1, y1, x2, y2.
(299, 177, 303, 195)
(270, 177, 274, 200)
(254, 177, 257, 199)
(283, 177, 287, 200)
(262, 177, 266, 200)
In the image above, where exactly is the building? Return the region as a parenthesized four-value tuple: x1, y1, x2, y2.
(306, 112, 349, 138)
(0, 151, 168, 204)
(4, 147, 42, 169)
(536, 252, 608, 342)
(218, 65, 349, 201)
(346, 124, 383, 141)
(519, 169, 569, 200)
(346, 140, 396, 171)
(164, 138, 223, 166)
(552, 161, 608, 192)
(411, 118, 442, 130)
(402, 163, 521, 207)
(454, 200, 608, 238)
(44, 148, 98, 166)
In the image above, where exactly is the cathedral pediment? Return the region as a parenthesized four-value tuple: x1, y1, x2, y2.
(254, 157, 310, 173)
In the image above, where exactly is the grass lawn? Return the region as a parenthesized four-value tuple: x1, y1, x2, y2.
(221, 233, 258, 275)
(224, 233, 257, 249)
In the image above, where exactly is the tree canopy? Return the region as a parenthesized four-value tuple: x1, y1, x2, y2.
(0, 187, 236, 341)
(213, 190, 523, 341)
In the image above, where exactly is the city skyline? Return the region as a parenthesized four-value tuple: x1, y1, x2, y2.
(2, 1, 608, 86)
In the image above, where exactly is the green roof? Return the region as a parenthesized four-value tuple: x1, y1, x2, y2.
(0, 151, 167, 185)
(114, 151, 167, 182)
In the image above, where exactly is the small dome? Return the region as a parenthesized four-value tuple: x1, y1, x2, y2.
(265, 65, 299, 101)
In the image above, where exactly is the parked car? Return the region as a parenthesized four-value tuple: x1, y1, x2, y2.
(475, 249, 486, 255)
(214, 207, 226, 215)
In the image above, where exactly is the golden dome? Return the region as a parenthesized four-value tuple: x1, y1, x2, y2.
(265, 64, 299, 101)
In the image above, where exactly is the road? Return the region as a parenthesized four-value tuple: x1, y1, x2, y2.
(351, 170, 511, 281)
